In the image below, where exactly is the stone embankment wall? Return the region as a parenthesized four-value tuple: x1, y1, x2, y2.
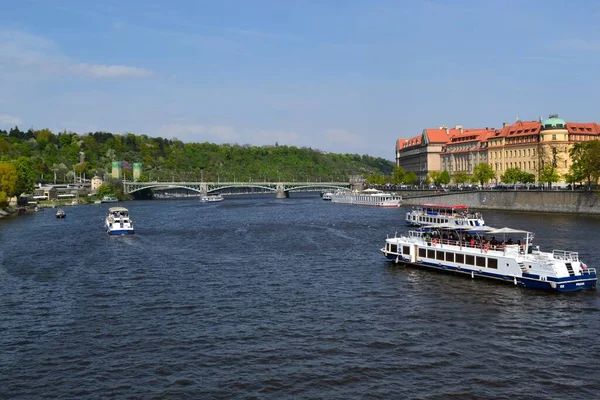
(401, 190, 600, 215)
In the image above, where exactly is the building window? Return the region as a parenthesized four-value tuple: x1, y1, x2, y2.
(552, 134, 557, 140)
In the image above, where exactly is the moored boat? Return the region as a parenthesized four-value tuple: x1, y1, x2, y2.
(331, 188, 402, 207)
(381, 224, 596, 292)
(105, 207, 134, 235)
(200, 194, 224, 203)
(101, 195, 119, 203)
(405, 204, 485, 227)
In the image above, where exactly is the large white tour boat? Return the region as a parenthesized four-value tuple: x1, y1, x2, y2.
(331, 188, 402, 207)
(105, 207, 134, 235)
(405, 204, 485, 227)
(381, 224, 596, 292)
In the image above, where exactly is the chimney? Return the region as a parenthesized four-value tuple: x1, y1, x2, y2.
(445, 128, 449, 135)
(502, 122, 507, 127)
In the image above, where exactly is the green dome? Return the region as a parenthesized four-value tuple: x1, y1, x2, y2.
(541, 114, 566, 129)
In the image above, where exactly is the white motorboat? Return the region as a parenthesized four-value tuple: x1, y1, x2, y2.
(105, 207, 134, 235)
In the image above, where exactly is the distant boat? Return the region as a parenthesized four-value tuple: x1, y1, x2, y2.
(331, 188, 402, 207)
(200, 194, 224, 203)
(105, 207, 134, 235)
(101, 196, 119, 203)
(322, 192, 333, 201)
(55, 208, 66, 218)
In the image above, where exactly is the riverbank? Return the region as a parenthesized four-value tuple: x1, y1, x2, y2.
(402, 190, 600, 215)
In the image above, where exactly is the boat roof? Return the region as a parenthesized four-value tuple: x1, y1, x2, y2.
(108, 207, 129, 213)
(416, 223, 531, 235)
(362, 188, 381, 193)
(420, 203, 469, 210)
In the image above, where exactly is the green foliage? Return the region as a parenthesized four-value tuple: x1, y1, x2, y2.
(96, 183, 114, 198)
(501, 168, 536, 185)
(452, 170, 471, 185)
(0, 190, 8, 208)
(428, 171, 441, 185)
(0, 127, 395, 186)
(0, 162, 18, 197)
(569, 140, 600, 186)
(439, 170, 451, 185)
(12, 156, 35, 195)
(404, 171, 418, 185)
(472, 163, 495, 185)
(392, 166, 405, 184)
(539, 164, 560, 187)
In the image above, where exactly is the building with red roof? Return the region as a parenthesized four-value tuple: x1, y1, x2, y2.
(396, 114, 600, 185)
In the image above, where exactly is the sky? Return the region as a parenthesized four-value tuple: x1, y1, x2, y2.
(1, 0, 600, 160)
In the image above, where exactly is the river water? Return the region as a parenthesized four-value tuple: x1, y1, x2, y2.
(1, 196, 600, 399)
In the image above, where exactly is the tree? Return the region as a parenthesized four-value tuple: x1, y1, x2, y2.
(472, 163, 495, 186)
(569, 140, 600, 188)
(12, 156, 35, 195)
(439, 170, 451, 185)
(392, 166, 405, 184)
(428, 171, 441, 185)
(96, 183, 114, 198)
(539, 164, 560, 188)
(0, 162, 18, 197)
(404, 171, 418, 185)
(452, 170, 470, 186)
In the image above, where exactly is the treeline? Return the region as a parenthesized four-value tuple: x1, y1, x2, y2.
(0, 126, 395, 202)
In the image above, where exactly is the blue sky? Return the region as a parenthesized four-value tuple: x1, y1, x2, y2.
(1, 0, 599, 160)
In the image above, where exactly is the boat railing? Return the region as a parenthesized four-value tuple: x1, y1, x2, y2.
(552, 250, 579, 262)
(581, 267, 596, 276)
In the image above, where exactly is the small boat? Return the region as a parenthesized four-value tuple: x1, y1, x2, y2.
(331, 188, 402, 207)
(405, 204, 485, 227)
(101, 195, 119, 203)
(55, 208, 66, 218)
(381, 224, 597, 292)
(322, 192, 333, 201)
(105, 207, 134, 235)
(200, 194, 224, 203)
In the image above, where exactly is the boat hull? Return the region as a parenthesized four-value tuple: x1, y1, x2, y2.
(382, 252, 597, 293)
(106, 226, 135, 235)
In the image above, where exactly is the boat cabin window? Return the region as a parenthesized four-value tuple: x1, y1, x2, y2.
(402, 246, 410, 255)
(455, 254, 464, 263)
(419, 248, 426, 258)
(436, 251, 444, 260)
(465, 255, 475, 265)
(389, 244, 398, 253)
(476, 256, 486, 267)
(445, 252, 455, 262)
(427, 249, 435, 259)
(487, 258, 498, 269)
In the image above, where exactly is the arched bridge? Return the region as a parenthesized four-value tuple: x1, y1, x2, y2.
(123, 181, 353, 199)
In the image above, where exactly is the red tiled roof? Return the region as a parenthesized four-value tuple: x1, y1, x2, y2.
(494, 121, 541, 138)
(447, 128, 494, 143)
(425, 127, 460, 143)
(400, 134, 423, 149)
(566, 122, 600, 134)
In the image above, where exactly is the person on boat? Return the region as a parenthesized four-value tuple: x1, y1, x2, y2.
(507, 237, 513, 245)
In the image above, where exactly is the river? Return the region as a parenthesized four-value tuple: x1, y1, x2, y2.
(1, 196, 600, 399)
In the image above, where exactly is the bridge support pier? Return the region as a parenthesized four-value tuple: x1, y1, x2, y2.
(275, 183, 288, 199)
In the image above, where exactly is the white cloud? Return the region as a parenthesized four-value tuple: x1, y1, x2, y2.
(70, 63, 153, 78)
(0, 29, 152, 79)
(324, 128, 364, 147)
(0, 114, 22, 126)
